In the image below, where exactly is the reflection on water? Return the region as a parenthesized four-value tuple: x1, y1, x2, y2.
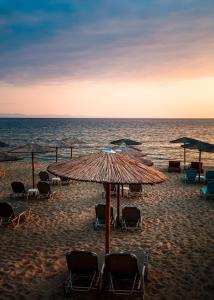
(0, 118, 213, 166)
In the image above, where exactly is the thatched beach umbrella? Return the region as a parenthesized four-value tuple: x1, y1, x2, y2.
(182, 141, 214, 181)
(10, 143, 54, 188)
(170, 137, 200, 169)
(44, 140, 72, 162)
(0, 152, 22, 162)
(62, 138, 86, 158)
(48, 151, 167, 253)
(111, 138, 142, 146)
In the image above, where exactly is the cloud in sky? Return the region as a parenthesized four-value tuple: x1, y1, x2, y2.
(0, 0, 214, 84)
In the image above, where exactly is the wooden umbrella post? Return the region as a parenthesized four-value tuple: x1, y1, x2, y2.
(117, 183, 120, 227)
(32, 152, 35, 188)
(55, 147, 58, 162)
(105, 183, 111, 254)
(184, 146, 186, 170)
(198, 150, 202, 182)
(70, 147, 73, 159)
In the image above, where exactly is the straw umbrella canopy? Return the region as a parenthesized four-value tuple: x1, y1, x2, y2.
(110, 138, 142, 146)
(0, 152, 22, 162)
(44, 139, 72, 162)
(182, 141, 214, 181)
(10, 143, 55, 188)
(62, 138, 86, 158)
(0, 141, 9, 147)
(48, 151, 167, 253)
(170, 137, 200, 169)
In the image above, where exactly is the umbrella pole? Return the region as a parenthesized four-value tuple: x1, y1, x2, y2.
(121, 183, 124, 198)
(199, 150, 202, 182)
(105, 183, 111, 254)
(32, 152, 35, 188)
(56, 147, 58, 162)
(184, 146, 186, 170)
(70, 147, 73, 159)
(117, 183, 120, 227)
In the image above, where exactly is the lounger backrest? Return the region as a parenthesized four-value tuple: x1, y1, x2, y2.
(169, 161, 180, 168)
(129, 184, 142, 193)
(39, 171, 49, 181)
(105, 253, 139, 275)
(186, 169, 197, 180)
(66, 251, 98, 273)
(11, 181, 25, 193)
(190, 162, 203, 170)
(122, 207, 141, 222)
(207, 182, 214, 193)
(37, 181, 51, 194)
(0, 202, 14, 218)
(95, 204, 113, 219)
(206, 171, 214, 181)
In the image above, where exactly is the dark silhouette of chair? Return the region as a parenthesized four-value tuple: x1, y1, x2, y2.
(102, 183, 117, 198)
(128, 184, 142, 196)
(205, 171, 214, 183)
(101, 252, 148, 297)
(11, 181, 26, 199)
(190, 162, 204, 174)
(184, 169, 197, 183)
(201, 181, 214, 200)
(39, 171, 50, 182)
(94, 204, 116, 229)
(121, 206, 142, 231)
(0, 202, 29, 226)
(168, 161, 181, 173)
(64, 250, 100, 297)
(37, 181, 55, 199)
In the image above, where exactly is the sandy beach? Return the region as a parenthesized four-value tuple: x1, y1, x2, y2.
(0, 160, 213, 300)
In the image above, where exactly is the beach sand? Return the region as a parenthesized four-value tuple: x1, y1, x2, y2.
(0, 161, 213, 300)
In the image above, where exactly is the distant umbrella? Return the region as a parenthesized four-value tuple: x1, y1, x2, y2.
(10, 143, 54, 188)
(44, 139, 72, 162)
(170, 137, 200, 169)
(111, 139, 142, 146)
(62, 137, 86, 158)
(48, 151, 167, 253)
(0, 152, 22, 162)
(182, 141, 214, 181)
(0, 141, 9, 147)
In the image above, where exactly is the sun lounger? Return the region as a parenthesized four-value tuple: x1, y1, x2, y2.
(11, 181, 27, 199)
(0, 202, 30, 226)
(94, 204, 116, 229)
(102, 183, 117, 198)
(64, 250, 100, 297)
(168, 161, 181, 173)
(121, 206, 142, 231)
(183, 169, 197, 183)
(37, 181, 56, 200)
(205, 170, 214, 183)
(101, 251, 148, 298)
(128, 184, 142, 196)
(201, 181, 214, 200)
(39, 171, 50, 182)
(190, 162, 204, 174)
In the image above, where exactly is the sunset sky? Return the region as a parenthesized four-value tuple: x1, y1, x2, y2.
(0, 0, 214, 118)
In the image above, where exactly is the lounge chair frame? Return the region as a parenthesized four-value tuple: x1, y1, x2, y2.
(121, 207, 142, 231)
(94, 204, 116, 230)
(101, 251, 148, 299)
(0, 203, 30, 227)
(64, 251, 100, 297)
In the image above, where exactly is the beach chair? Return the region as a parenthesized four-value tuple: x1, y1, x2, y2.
(168, 161, 181, 173)
(121, 206, 142, 231)
(11, 181, 26, 199)
(37, 181, 56, 200)
(64, 250, 100, 297)
(0, 202, 30, 227)
(102, 183, 117, 198)
(205, 171, 214, 183)
(100, 252, 148, 298)
(201, 181, 214, 200)
(38, 171, 50, 182)
(190, 162, 204, 174)
(128, 184, 142, 196)
(183, 169, 197, 183)
(94, 204, 116, 229)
